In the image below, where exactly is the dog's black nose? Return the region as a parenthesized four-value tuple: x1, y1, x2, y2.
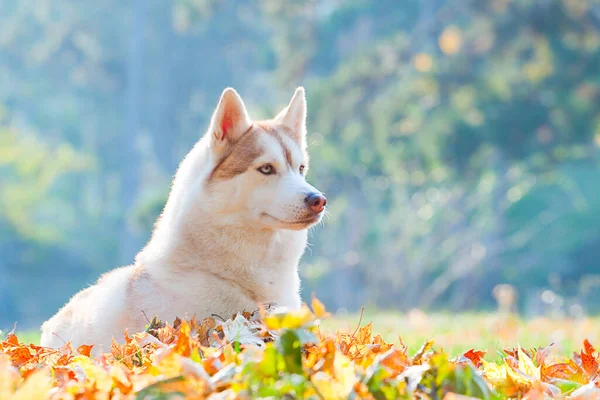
(305, 193, 327, 214)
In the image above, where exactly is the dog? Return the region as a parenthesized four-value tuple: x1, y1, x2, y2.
(40, 87, 326, 354)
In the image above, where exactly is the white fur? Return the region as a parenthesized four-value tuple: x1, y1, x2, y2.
(40, 87, 323, 354)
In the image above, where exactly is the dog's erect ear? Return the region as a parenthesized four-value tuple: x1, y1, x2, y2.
(209, 88, 252, 149)
(275, 87, 307, 143)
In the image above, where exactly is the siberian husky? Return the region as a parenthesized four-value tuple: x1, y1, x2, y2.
(40, 87, 326, 354)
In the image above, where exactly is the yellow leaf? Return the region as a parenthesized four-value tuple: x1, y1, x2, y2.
(356, 323, 372, 345)
(151, 349, 184, 378)
(483, 359, 532, 397)
(264, 305, 315, 330)
(518, 345, 540, 380)
(334, 353, 356, 397)
(311, 371, 344, 400)
(111, 364, 133, 394)
(12, 369, 52, 400)
(482, 360, 506, 387)
(0, 354, 19, 398)
(311, 296, 331, 319)
(71, 355, 113, 393)
(413, 340, 434, 364)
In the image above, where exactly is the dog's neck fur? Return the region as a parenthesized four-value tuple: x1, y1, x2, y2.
(136, 134, 306, 301)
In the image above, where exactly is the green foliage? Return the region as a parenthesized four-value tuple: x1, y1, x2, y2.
(266, 0, 600, 312)
(0, 128, 93, 242)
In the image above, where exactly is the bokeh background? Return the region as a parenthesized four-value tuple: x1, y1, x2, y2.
(2, 0, 600, 330)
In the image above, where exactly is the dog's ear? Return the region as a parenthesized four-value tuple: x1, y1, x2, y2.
(209, 88, 252, 150)
(275, 87, 307, 144)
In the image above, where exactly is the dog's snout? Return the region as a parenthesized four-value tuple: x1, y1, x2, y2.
(305, 192, 327, 214)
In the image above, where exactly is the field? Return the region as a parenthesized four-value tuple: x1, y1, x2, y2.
(3, 306, 600, 399)
(323, 311, 600, 358)
(10, 311, 599, 357)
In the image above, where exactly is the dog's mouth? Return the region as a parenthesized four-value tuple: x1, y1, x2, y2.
(261, 213, 322, 229)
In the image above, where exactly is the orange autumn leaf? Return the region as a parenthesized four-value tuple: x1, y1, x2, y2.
(463, 349, 486, 369)
(504, 346, 535, 361)
(413, 339, 434, 364)
(173, 320, 192, 357)
(579, 351, 599, 378)
(371, 334, 394, 355)
(379, 348, 410, 376)
(523, 381, 560, 400)
(194, 316, 217, 347)
(356, 323, 372, 345)
(3, 301, 600, 399)
(111, 334, 144, 369)
(77, 344, 94, 357)
(7, 345, 33, 367)
(5, 333, 19, 346)
(584, 339, 596, 357)
(542, 360, 587, 384)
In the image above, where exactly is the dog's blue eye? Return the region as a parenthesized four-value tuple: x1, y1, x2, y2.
(258, 164, 275, 175)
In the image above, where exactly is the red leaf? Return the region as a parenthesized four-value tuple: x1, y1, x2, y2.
(584, 339, 596, 357)
(580, 351, 599, 378)
(463, 349, 486, 368)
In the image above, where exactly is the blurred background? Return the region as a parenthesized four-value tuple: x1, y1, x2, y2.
(1, 0, 600, 330)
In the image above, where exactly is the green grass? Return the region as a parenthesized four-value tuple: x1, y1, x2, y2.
(321, 310, 600, 358)
(7, 312, 600, 360)
(1, 328, 40, 345)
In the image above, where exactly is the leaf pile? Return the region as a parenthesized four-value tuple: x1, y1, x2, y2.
(2, 298, 600, 399)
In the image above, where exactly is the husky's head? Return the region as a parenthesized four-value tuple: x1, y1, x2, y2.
(199, 87, 326, 231)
